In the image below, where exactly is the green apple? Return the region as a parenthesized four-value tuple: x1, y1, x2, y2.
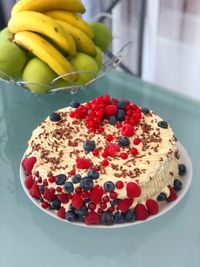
(22, 57, 70, 94)
(90, 22, 112, 51)
(94, 46, 103, 70)
(69, 52, 99, 85)
(0, 28, 28, 80)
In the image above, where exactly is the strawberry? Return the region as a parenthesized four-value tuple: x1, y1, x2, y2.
(134, 203, 149, 220)
(126, 182, 141, 198)
(22, 156, 36, 175)
(121, 123, 134, 137)
(90, 185, 104, 204)
(76, 158, 92, 169)
(72, 194, 83, 209)
(84, 212, 100, 225)
(57, 207, 66, 219)
(30, 182, 40, 199)
(167, 185, 177, 202)
(146, 199, 159, 215)
(24, 175, 34, 189)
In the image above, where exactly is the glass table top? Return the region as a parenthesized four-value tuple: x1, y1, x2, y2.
(0, 70, 200, 267)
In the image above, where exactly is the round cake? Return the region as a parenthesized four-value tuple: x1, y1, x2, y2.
(21, 95, 186, 225)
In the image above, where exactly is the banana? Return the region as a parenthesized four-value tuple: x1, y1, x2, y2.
(44, 10, 94, 39)
(11, 0, 85, 16)
(56, 20, 97, 57)
(8, 11, 76, 56)
(13, 31, 77, 82)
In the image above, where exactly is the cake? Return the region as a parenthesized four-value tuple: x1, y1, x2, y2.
(21, 95, 186, 225)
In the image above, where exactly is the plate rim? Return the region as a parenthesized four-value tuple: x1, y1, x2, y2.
(19, 141, 193, 228)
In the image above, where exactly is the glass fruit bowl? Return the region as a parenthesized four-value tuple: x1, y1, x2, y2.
(0, 41, 132, 95)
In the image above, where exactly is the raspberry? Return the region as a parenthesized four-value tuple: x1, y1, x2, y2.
(120, 153, 128, 159)
(57, 193, 69, 203)
(30, 182, 40, 199)
(105, 105, 117, 116)
(25, 175, 34, 189)
(134, 203, 149, 220)
(90, 185, 104, 203)
(106, 134, 114, 142)
(97, 127, 104, 133)
(126, 182, 141, 198)
(76, 158, 92, 169)
(105, 144, 120, 157)
(102, 159, 109, 167)
(133, 138, 141, 145)
(92, 149, 99, 157)
(42, 201, 49, 209)
(117, 198, 133, 213)
(146, 199, 159, 215)
(43, 187, 55, 202)
(82, 191, 89, 199)
(116, 181, 124, 189)
(167, 185, 177, 202)
(48, 176, 56, 183)
(121, 123, 134, 137)
(72, 193, 83, 209)
(88, 202, 96, 211)
(22, 156, 36, 175)
(57, 207, 66, 219)
(130, 147, 138, 156)
(84, 212, 100, 225)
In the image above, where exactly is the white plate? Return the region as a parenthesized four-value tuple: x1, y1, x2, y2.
(19, 141, 193, 228)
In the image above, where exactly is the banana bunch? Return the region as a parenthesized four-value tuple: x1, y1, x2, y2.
(2, 0, 112, 93)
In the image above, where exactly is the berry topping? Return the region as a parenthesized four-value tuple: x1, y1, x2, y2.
(100, 202, 107, 209)
(109, 116, 117, 125)
(110, 199, 118, 206)
(72, 194, 83, 209)
(116, 109, 125, 121)
(74, 205, 88, 219)
(88, 169, 99, 180)
(83, 140, 96, 152)
(103, 181, 115, 192)
(133, 138, 141, 145)
(130, 148, 138, 156)
(64, 181, 74, 193)
(119, 136, 130, 147)
(72, 174, 82, 184)
(105, 105, 117, 116)
(70, 100, 80, 108)
(42, 201, 49, 209)
(167, 185, 177, 202)
(50, 199, 61, 210)
(76, 158, 92, 169)
(49, 112, 61, 122)
(106, 134, 114, 142)
(121, 123, 134, 137)
(178, 164, 186, 176)
(134, 203, 149, 220)
(117, 100, 126, 109)
(173, 179, 182, 191)
(39, 184, 45, 194)
(22, 156, 36, 175)
(146, 199, 159, 215)
(88, 202, 96, 211)
(116, 181, 124, 189)
(100, 212, 113, 225)
(80, 177, 94, 190)
(25, 175, 34, 189)
(102, 195, 110, 203)
(92, 149, 99, 157)
(124, 210, 136, 222)
(43, 187, 55, 202)
(114, 212, 125, 223)
(57, 193, 69, 203)
(120, 153, 128, 159)
(110, 191, 117, 199)
(117, 199, 133, 213)
(141, 107, 150, 114)
(57, 207, 66, 219)
(48, 176, 56, 183)
(157, 192, 167, 201)
(158, 121, 168, 129)
(126, 182, 141, 198)
(66, 210, 77, 222)
(30, 182, 40, 199)
(55, 174, 67, 185)
(84, 212, 100, 225)
(105, 144, 120, 157)
(102, 159, 109, 167)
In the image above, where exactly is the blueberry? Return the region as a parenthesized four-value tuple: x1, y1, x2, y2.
(100, 212, 113, 225)
(70, 100, 80, 108)
(75, 205, 88, 217)
(39, 184, 45, 194)
(49, 112, 61, 122)
(72, 174, 82, 184)
(88, 169, 99, 180)
(50, 199, 61, 210)
(80, 177, 94, 190)
(119, 136, 130, 147)
(158, 121, 168, 129)
(103, 181, 115, 192)
(124, 210, 135, 222)
(173, 179, 182, 192)
(66, 210, 77, 222)
(178, 164, 186, 176)
(109, 116, 117, 125)
(116, 109, 125, 121)
(141, 107, 150, 114)
(114, 212, 125, 223)
(55, 174, 67, 185)
(117, 100, 126, 109)
(64, 181, 74, 193)
(157, 192, 167, 201)
(83, 140, 96, 152)
(110, 199, 118, 206)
